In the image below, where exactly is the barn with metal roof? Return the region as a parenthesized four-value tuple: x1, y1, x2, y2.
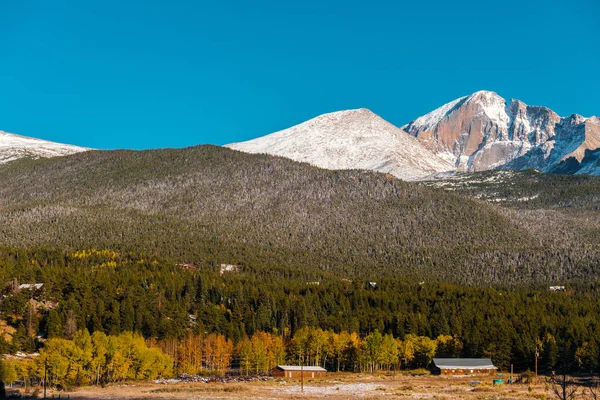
(271, 365, 327, 378)
(432, 358, 497, 375)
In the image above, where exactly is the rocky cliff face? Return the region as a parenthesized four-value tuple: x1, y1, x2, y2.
(544, 117, 600, 175)
(403, 91, 600, 174)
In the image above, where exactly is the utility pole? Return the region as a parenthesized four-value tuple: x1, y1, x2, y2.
(535, 346, 539, 385)
(301, 351, 304, 393)
(510, 364, 513, 384)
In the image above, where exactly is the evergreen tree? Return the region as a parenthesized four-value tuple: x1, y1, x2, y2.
(46, 310, 63, 338)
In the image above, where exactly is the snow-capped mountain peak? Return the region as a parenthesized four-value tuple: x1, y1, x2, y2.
(404, 91, 600, 174)
(405, 90, 509, 134)
(0, 130, 89, 164)
(226, 108, 453, 181)
(465, 90, 510, 126)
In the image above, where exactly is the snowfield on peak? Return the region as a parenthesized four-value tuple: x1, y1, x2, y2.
(0, 130, 89, 164)
(468, 90, 511, 127)
(226, 108, 453, 181)
(402, 95, 467, 132)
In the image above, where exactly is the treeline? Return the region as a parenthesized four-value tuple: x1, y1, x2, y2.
(285, 327, 457, 373)
(0, 328, 461, 388)
(153, 328, 455, 376)
(3, 247, 600, 374)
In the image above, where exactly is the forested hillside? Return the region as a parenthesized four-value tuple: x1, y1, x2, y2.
(423, 170, 600, 211)
(1, 146, 599, 285)
(3, 146, 600, 380)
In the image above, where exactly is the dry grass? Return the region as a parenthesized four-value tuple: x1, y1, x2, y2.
(26, 373, 558, 399)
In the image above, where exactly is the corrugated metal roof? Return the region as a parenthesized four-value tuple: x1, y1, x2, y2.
(19, 283, 44, 290)
(433, 358, 496, 369)
(275, 365, 327, 372)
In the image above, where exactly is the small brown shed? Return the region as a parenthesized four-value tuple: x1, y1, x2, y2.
(271, 365, 327, 378)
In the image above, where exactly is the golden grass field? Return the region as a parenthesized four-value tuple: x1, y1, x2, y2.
(25, 372, 579, 400)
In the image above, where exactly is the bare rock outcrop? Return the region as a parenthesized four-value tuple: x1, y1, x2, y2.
(403, 90, 600, 174)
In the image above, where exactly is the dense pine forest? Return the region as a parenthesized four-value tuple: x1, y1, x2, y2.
(2, 147, 600, 387)
(2, 247, 600, 381)
(1, 146, 600, 285)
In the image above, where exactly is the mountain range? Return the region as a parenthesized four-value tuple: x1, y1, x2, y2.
(0, 90, 598, 181)
(227, 90, 600, 180)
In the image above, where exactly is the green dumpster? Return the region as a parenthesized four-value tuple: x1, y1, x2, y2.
(493, 379, 504, 385)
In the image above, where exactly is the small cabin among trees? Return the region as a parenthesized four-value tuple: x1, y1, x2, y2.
(432, 358, 497, 375)
(270, 365, 327, 378)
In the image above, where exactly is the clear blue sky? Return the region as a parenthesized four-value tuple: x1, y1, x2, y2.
(1, 0, 598, 150)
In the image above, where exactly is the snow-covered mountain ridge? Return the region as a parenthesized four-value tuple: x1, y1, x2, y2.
(0, 130, 89, 164)
(227, 91, 599, 180)
(226, 108, 453, 181)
